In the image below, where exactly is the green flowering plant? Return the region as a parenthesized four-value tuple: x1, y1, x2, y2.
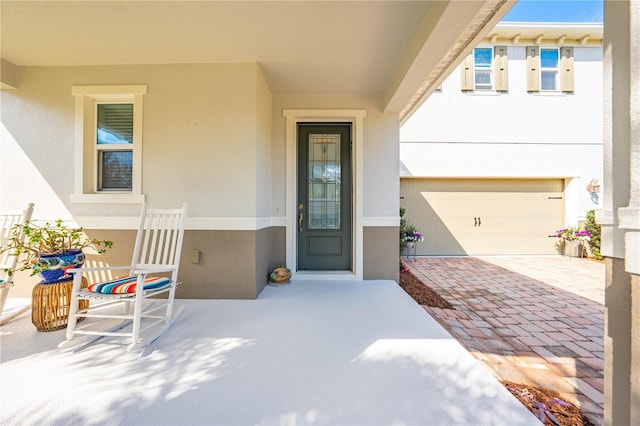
(554, 226, 591, 243)
(403, 231, 424, 243)
(0, 219, 113, 276)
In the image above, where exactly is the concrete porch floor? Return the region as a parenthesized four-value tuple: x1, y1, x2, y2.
(0, 279, 537, 425)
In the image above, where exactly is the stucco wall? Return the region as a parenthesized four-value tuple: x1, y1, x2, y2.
(2, 63, 400, 297)
(1, 62, 284, 299)
(401, 46, 603, 144)
(255, 67, 273, 218)
(400, 44, 604, 225)
(1, 62, 267, 219)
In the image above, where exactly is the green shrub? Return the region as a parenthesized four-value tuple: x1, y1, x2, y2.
(585, 209, 603, 260)
(400, 207, 408, 254)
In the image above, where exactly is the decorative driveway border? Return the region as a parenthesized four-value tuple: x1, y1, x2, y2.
(408, 256, 605, 425)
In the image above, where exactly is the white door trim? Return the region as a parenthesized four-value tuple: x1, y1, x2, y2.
(283, 109, 366, 280)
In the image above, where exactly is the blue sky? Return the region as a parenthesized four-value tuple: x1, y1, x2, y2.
(502, 0, 603, 23)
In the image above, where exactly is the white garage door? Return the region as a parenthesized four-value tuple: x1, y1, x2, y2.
(400, 178, 565, 255)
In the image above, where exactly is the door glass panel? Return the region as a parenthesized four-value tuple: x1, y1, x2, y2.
(308, 133, 341, 229)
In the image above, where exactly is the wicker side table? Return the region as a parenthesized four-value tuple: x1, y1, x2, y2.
(32, 277, 88, 332)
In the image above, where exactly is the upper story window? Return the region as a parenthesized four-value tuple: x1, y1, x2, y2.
(461, 46, 508, 92)
(527, 46, 574, 93)
(70, 85, 146, 204)
(540, 48, 560, 91)
(473, 47, 493, 90)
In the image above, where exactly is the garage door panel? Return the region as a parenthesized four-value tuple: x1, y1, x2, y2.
(400, 179, 564, 256)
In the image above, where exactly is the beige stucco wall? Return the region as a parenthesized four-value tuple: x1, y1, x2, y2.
(0, 58, 18, 89)
(2, 63, 400, 299)
(363, 227, 399, 281)
(1, 62, 270, 218)
(255, 67, 273, 218)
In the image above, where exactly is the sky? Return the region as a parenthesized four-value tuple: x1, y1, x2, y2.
(502, 0, 603, 23)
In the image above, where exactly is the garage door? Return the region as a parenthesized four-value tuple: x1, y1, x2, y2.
(400, 178, 565, 255)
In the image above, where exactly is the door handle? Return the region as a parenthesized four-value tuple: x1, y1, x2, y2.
(474, 217, 478, 227)
(478, 217, 481, 227)
(298, 203, 304, 232)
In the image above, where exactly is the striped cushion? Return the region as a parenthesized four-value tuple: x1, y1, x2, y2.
(88, 276, 171, 294)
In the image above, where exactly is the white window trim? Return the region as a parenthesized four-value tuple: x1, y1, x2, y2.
(70, 85, 146, 204)
(283, 109, 366, 281)
(540, 47, 560, 92)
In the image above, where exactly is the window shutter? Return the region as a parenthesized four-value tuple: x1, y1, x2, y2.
(526, 46, 540, 92)
(560, 46, 574, 92)
(460, 53, 474, 91)
(494, 46, 508, 91)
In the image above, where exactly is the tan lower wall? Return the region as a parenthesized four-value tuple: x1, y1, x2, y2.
(604, 257, 637, 425)
(632, 274, 640, 425)
(9, 227, 286, 300)
(10, 225, 400, 298)
(363, 226, 399, 282)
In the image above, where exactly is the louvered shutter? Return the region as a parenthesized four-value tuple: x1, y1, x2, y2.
(560, 46, 574, 92)
(494, 46, 508, 92)
(526, 46, 540, 92)
(460, 53, 474, 91)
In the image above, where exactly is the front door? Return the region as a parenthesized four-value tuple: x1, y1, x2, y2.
(297, 124, 352, 270)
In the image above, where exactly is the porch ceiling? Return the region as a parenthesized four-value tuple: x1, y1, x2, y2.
(0, 0, 513, 118)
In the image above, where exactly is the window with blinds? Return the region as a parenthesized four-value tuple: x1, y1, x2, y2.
(97, 103, 133, 191)
(97, 104, 133, 144)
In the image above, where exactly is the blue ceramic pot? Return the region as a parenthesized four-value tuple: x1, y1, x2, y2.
(37, 249, 85, 284)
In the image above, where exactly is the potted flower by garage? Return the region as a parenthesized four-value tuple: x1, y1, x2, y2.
(553, 226, 591, 257)
(403, 230, 424, 249)
(399, 208, 425, 264)
(1, 219, 113, 284)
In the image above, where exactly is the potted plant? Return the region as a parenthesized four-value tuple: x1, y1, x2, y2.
(403, 230, 424, 248)
(553, 226, 591, 257)
(0, 219, 113, 284)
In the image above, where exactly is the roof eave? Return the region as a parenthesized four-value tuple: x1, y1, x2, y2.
(383, 0, 517, 124)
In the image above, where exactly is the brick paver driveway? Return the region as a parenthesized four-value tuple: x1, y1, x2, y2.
(408, 256, 605, 425)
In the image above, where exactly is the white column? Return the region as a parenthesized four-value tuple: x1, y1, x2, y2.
(618, 0, 640, 275)
(597, 0, 630, 260)
(601, 1, 640, 425)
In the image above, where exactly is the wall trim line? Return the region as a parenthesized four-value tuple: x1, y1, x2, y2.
(75, 215, 396, 230)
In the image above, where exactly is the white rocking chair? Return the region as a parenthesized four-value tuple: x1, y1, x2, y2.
(0, 203, 35, 325)
(65, 203, 187, 349)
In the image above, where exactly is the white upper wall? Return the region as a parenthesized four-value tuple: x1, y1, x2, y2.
(399, 23, 604, 223)
(401, 45, 603, 144)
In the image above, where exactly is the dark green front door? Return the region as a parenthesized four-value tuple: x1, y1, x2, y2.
(297, 124, 352, 270)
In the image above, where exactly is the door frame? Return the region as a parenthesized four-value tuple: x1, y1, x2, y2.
(284, 109, 366, 280)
